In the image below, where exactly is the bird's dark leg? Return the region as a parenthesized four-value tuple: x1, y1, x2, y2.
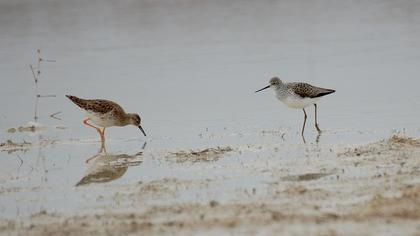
(301, 109, 307, 144)
(302, 108, 307, 137)
(316, 132, 321, 144)
(314, 104, 321, 133)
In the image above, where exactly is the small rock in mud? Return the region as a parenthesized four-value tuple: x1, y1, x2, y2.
(209, 200, 219, 208)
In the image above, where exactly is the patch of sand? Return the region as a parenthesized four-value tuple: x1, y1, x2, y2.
(0, 139, 57, 154)
(166, 146, 233, 163)
(0, 140, 32, 154)
(338, 135, 420, 157)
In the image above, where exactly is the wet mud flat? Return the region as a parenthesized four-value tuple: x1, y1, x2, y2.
(1, 135, 420, 235)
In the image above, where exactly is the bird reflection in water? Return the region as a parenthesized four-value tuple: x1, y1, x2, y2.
(75, 142, 146, 186)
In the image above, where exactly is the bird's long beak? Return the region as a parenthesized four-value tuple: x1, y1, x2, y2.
(138, 126, 146, 136)
(255, 85, 270, 93)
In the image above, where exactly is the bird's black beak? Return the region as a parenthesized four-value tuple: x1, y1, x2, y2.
(255, 85, 270, 93)
(138, 126, 146, 136)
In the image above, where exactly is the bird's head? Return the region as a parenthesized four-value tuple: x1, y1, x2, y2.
(255, 77, 283, 93)
(128, 113, 146, 136)
(269, 77, 282, 87)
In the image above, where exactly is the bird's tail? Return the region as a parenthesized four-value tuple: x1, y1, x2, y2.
(66, 95, 88, 109)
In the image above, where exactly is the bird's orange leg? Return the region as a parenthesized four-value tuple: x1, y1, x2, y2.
(85, 144, 107, 164)
(99, 141, 107, 153)
(83, 118, 104, 142)
(100, 128, 106, 144)
(85, 152, 101, 164)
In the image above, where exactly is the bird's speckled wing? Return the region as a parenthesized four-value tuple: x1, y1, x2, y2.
(287, 83, 335, 98)
(66, 95, 125, 114)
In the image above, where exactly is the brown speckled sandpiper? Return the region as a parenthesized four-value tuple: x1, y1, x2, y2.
(255, 77, 335, 137)
(66, 95, 146, 143)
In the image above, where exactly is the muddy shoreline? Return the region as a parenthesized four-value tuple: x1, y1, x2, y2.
(1, 135, 419, 235)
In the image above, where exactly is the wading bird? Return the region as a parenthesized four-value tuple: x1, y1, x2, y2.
(255, 77, 335, 139)
(66, 95, 146, 144)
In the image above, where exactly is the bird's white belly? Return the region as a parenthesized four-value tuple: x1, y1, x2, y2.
(87, 112, 115, 127)
(278, 95, 319, 109)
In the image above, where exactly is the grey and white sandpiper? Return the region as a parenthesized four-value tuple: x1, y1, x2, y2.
(255, 77, 335, 137)
(66, 95, 146, 143)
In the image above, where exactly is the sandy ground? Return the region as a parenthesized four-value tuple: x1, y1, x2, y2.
(1, 135, 420, 236)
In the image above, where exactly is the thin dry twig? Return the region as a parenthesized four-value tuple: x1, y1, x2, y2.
(29, 49, 57, 121)
(49, 111, 62, 120)
(29, 64, 38, 83)
(37, 49, 41, 77)
(38, 95, 56, 98)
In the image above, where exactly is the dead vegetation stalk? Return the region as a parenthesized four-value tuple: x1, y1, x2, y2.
(29, 49, 57, 122)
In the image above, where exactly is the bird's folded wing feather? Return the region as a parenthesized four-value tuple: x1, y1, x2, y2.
(74, 99, 124, 114)
(87, 100, 125, 114)
(289, 82, 335, 98)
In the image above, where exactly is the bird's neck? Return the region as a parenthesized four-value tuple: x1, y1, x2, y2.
(273, 84, 288, 99)
(272, 83, 286, 92)
(123, 114, 134, 125)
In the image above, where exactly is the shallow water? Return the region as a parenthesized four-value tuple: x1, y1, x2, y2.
(1, 0, 420, 219)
